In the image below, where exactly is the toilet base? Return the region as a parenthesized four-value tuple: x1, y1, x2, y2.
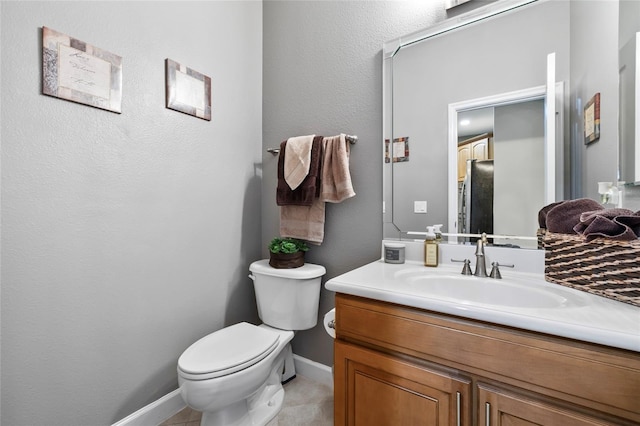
(198, 342, 293, 426)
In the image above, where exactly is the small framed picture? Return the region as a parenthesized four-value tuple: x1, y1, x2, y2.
(42, 27, 122, 113)
(392, 137, 410, 162)
(584, 93, 600, 145)
(445, 0, 473, 10)
(165, 59, 211, 121)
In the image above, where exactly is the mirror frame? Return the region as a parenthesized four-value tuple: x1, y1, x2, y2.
(382, 0, 538, 61)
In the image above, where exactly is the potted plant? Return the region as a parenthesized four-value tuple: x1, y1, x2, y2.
(268, 237, 309, 269)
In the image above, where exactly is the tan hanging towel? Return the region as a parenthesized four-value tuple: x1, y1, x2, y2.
(277, 136, 323, 206)
(279, 199, 326, 245)
(284, 134, 315, 190)
(321, 134, 356, 203)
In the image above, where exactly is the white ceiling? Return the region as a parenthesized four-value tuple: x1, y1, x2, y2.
(458, 106, 494, 139)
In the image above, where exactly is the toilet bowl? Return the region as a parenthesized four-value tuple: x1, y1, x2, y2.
(177, 260, 326, 426)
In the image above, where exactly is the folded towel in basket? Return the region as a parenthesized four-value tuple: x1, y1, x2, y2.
(537, 200, 565, 229)
(544, 198, 603, 234)
(574, 208, 640, 241)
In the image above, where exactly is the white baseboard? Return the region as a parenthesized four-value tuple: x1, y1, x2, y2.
(111, 388, 185, 426)
(293, 354, 333, 390)
(111, 354, 333, 426)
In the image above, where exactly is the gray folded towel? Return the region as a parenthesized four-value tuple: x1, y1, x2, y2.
(543, 198, 603, 234)
(574, 208, 640, 241)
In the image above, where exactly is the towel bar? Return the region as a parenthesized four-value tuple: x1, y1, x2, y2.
(267, 134, 357, 155)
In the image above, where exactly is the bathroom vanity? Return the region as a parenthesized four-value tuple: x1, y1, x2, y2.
(326, 258, 640, 426)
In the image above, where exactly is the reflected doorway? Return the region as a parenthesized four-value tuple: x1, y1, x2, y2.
(456, 100, 545, 249)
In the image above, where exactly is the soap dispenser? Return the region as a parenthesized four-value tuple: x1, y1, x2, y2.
(433, 224, 443, 242)
(424, 226, 439, 267)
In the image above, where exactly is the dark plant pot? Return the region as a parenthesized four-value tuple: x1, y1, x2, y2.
(269, 251, 305, 269)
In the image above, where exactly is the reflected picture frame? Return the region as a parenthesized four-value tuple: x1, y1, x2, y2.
(584, 92, 600, 145)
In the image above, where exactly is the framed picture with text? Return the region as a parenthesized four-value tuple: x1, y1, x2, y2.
(42, 27, 122, 113)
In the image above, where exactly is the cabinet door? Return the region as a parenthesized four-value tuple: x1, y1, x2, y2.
(478, 384, 613, 426)
(457, 138, 491, 182)
(471, 138, 489, 160)
(334, 340, 470, 426)
(458, 144, 471, 181)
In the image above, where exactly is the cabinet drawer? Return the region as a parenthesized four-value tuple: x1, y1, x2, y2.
(335, 294, 640, 421)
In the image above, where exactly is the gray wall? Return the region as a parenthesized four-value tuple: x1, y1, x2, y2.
(1, 2, 262, 425)
(262, 1, 465, 367)
(571, 1, 620, 199)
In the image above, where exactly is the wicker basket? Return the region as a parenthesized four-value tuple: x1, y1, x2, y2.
(543, 231, 640, 307)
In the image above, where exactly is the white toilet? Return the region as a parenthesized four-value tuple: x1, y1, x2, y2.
(177, 259, 326, 426)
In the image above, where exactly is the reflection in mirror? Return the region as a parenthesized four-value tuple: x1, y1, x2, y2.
(618, 0, 640, 188)
(449, 81, 565, 250)
(619, 31, 640, 184)
(382, 0, 571, 247)
(453, 93, 549, 250)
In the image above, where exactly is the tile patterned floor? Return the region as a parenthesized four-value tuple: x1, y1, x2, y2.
(160, 375, 333, 426)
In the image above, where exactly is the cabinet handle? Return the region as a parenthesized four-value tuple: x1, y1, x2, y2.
(456, 392, 461, 426)
(485, 402, 491, 426)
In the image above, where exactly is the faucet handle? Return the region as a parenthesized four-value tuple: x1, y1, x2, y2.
(451, 258, 473, 275)
(489, 262, 514, 279)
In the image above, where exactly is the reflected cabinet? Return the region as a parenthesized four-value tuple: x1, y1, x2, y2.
(333, 294, 640, 426)
(457, 133, 493, 182)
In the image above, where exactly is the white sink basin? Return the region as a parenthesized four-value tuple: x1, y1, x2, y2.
(325, 258, 640, 352)
(400, 273, 586, 309)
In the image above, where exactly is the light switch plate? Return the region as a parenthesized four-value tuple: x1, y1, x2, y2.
(414, 201, 427, 213)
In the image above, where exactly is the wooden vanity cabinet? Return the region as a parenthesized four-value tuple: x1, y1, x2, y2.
(333, 294, 640, 426)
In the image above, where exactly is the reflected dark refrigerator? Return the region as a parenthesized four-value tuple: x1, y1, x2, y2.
(459, 159, 494, 238)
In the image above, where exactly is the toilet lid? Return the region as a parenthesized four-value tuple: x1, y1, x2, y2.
(178, 322, 280, 379)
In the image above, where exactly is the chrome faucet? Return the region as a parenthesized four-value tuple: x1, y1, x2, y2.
(473, 233, 489, 277)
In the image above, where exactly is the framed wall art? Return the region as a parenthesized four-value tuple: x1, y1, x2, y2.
(385, 137, 411, 163)
(42, 27, 122, 113)
(392, 136, 410, 162)
(165, 59, 211, 121)
(584, 92, 600, 145)
(445, 0, 473, 10)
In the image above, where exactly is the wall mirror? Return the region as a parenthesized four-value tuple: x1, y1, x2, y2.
(383, 0, 572, 247)
(383, 0, 640, 246)
(619, 0, 640, 185)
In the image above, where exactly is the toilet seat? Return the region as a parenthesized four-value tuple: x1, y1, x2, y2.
(178, 322, 280, 381)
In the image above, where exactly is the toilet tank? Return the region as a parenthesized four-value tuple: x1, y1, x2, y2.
(249, 260, 326, 330)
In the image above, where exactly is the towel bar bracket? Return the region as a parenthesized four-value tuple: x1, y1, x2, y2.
(267, 134, 357, 155)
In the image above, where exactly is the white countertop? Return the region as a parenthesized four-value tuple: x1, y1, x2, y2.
(326, 259, 640, 352)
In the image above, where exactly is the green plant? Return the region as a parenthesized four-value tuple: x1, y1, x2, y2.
(268, 237, 309, 254)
